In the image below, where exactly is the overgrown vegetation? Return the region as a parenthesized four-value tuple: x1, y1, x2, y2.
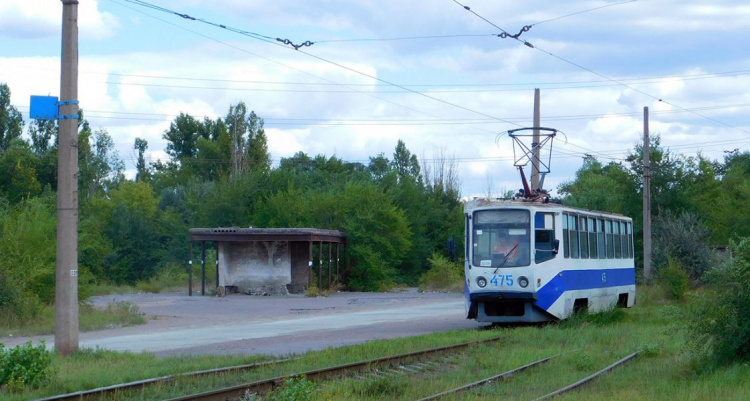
(418, 252, 463, 292)
(0, 340, 55, 392)
(682, 237, 750, 365)
(658, 256, 690, 301)
(0, 82, 463, 317)
(0, 301, 145, 337)
(266, 376, 317, 401)
(1, 286, 750, 400)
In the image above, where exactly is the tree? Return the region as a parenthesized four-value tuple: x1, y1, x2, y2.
(0, 83, 24, 152)
(78, 127, 124, 200)
(163, 113, 201, 161)
(226, 103, 248, 178)
(99, 181, 162, 284)
(28, 118, 56, 157)
(557, 155, 638, 214)
(368, 153, 391, 182)
(706, 151, 750, 244)
(246, 110, 270, 172)
(134, 137, 150, 182)
(0, 139, 42, 202)
(391, 139, 421, 183)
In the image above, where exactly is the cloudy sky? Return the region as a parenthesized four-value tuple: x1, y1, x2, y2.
(1, 0, 749, 197)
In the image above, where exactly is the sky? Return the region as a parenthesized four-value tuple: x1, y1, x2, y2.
(1, 0, 749, 198)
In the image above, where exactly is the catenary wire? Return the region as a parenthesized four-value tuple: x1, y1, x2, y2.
(530, 0, 639, 27)
(453, 0, 750, 139)
(111, 0, 523, 130)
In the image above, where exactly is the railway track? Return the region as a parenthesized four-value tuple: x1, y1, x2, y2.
(39, 337, 503, 401)
(166, 337, 503, 401)
(40, 339, 638, 400)
(419, 351, 639, 400)
(37, 359, 292, 401)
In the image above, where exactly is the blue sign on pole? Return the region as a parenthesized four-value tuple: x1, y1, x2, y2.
(30, 95, 59, 120)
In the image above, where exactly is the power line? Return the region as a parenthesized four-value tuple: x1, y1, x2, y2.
(14, 102, 750, 125)
(108, 0, 516, 134)
(11, 62, 750, 91)
(315, 33, 500, 43)
(530, 0, 639, 27)
(453, 0, 750, 140)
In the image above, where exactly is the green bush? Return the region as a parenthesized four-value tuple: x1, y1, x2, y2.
(659, 255, 690, 301)
(346, 244, 395, 292)
(0, 340, 55, 391)
(683, 237, 750, 365)
(135, 263, 189, 293)
(418, 252, 463, 292)
(267, 376, 316, 401)
(653, 210, 715, 282)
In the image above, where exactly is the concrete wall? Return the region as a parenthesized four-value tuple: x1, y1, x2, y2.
(218, 241, 291, 295)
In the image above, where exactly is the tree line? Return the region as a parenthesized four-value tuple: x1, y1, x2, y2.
(0, 83, 463, 324)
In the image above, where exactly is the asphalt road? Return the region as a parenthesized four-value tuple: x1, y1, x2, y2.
(2, 290, 485, 357)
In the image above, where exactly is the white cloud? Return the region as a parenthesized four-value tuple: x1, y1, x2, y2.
(2, 0, 750, 197)
(0, 0, 118, 40)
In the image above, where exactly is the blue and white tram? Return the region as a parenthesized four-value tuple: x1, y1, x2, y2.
(464, 198, 636, 323)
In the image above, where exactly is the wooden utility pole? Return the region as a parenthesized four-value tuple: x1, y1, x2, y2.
(531, 88, 541, 191)
(55, 0, 80, 355)
(642, 107, 652, 284)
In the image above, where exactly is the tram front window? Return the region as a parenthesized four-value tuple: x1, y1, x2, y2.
(472, 210, 530, 267)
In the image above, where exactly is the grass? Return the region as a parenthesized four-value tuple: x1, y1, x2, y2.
(0, 301, 146, 337)
(3, 285, 750, 400)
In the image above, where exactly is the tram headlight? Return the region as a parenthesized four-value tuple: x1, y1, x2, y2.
(477, 276, 487, 288)
(518, 276, 529, 288)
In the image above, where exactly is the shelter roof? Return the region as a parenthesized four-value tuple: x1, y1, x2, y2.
(189, 228, 346, 243)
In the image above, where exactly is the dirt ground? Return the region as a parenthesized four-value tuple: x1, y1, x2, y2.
(1, 289, 483, 357)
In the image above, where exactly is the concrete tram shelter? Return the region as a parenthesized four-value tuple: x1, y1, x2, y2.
(188, 228, 347, 296)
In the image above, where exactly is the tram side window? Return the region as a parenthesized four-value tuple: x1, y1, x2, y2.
(596, 219, 607, 259)
(562, 213, 569, 258)
(588, 218, 597, 259)
(569, 214, 580, 259)
(535, 212, 556, 263)
(627, 222, 634, 258)
(606, 220, 614, 258)
(614, 220, 622, 258)
(579, 216, 589, 258)
(465, 214, 470, 262)
(620, 222, 629, 258)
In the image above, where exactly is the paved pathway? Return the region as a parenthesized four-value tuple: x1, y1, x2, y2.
(2, 291, 483, 356)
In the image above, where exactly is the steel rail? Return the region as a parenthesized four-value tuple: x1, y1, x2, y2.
(166, 337, 504, 401)
(415, 354, 556, 401)
(532, 351, 640, 400)
(36, 358, 292, 401)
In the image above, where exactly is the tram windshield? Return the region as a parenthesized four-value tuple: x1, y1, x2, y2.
(472, 209, 530, 267)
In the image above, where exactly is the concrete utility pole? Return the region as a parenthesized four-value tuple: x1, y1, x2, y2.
(642, 107, 652, 284)
(55, 0, 80, 355)
(531, 88, 541, 191)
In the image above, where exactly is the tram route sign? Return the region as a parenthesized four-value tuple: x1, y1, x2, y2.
(29, 95, 59, 119)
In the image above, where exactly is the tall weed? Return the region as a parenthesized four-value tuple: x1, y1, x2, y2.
(659, 255, 690, 301)
(682, 236, 750, 365)
(418, 252, 463, 292)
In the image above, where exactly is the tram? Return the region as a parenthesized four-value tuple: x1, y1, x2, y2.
(464, 197, 636, 323)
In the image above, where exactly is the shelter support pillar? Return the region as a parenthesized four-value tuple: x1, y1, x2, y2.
(200, 240, 206, 296)
(215, 242, 219, 290)
(328, 242, 332, 288)
(318, 241, 323, 290)
(188, 241, 193, 296)
(335, 243, 340, 285)
(308, 241, 313, 288)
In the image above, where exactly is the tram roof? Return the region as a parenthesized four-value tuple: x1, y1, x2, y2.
(463, 198, 631, 220)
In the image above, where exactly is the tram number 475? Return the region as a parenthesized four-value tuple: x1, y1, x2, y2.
(490, 274, 514, 287)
